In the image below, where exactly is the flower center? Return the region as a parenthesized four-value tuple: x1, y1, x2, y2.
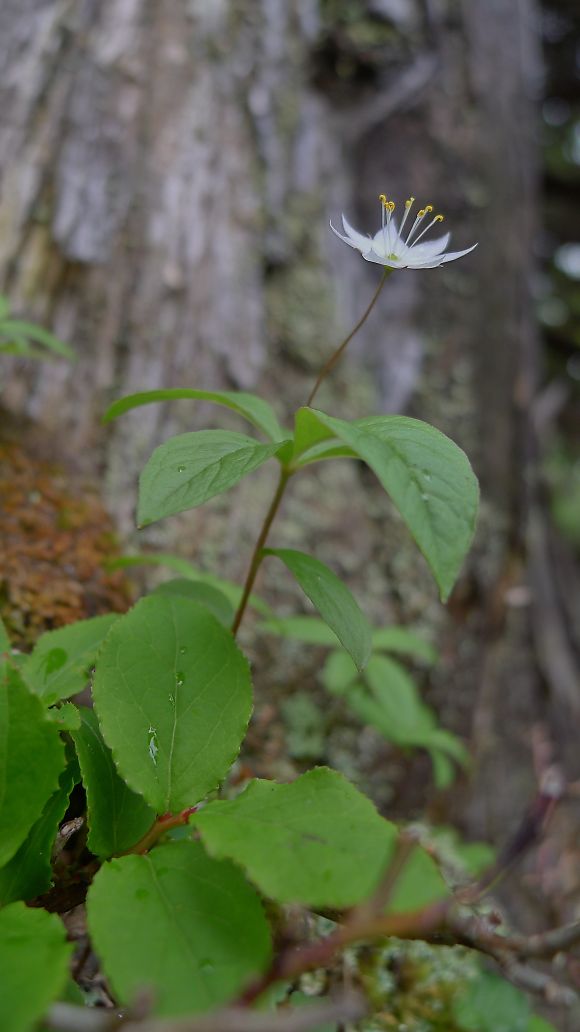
(378, 194, 445, 252)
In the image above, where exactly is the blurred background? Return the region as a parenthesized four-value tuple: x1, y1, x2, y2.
(1, 0, 580, 1020)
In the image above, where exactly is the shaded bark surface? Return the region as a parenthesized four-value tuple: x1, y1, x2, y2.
(1, 1, 579, 1013)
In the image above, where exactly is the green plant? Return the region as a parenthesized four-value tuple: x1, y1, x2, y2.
(0, 199, 565, 1031)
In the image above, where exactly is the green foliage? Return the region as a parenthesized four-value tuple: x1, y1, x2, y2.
(92, 594, 252, 811)
(453, 970, 545, 1032)
(0, 665, 66, 867)
(0, 297, 74, 362)
(152, 577, 234, 625)
(0, 761, 77, 905)
(194, 767, 446, 910)
(88, 841, 272, 1015)
(72, 709, 155, 858)
(21, 614, 119, 706)
(292, 408, 479, 600)
(103, 387, 286, 442)
(137, 430, 288, 526)
(0, 903, 72, 1032)
(263, 548, 372, 669)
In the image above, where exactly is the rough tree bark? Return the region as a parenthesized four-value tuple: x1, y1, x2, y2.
(2, 0, 578, 987)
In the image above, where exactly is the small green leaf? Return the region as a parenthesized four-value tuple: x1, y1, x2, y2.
(362, 655, 435, 743)
(152, 578, 234, 626)
(0, 319, 74, 359)
(87, 841, 271, 1015)
(0, 902, 72, 1032)
(92, 595, 252, 812)
(138, 430, 287, 527)
(258, 615, 340, 646)
(295, 409, 479, 601)
(372, 627, 437, 664)
(0, 615, 10, 652)
(0, 762, 77, 905)
(21, 614, 119, 705)
(194, 767, 446, 910)
(263, 549, 372, 671)
(72, 709, 155, 858)
(321, 651, 358, 694)
(103, 388, 285, 442)
(0, 666, 66, 867)
(46, 702, 81, 730)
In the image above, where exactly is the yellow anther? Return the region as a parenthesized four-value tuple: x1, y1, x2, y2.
(378, 193, 387, 204)
(405, 197, 415, 208)
(417, 209, 426, 218)
(386, 200, 395, 212)
(434, 214, 444, 222)
(424, 204, 433, 213)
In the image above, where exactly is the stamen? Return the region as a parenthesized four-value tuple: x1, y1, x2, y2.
(398, 197, 415, 237)
(405, 205, 428, 245)
(411, 212, 446, 247)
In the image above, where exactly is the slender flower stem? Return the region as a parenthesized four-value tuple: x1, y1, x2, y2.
(306, 269, 390, 408)
(231, 468, 292, 637)
(231, 271, 390, 639)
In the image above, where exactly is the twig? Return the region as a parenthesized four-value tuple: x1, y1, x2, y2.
(123, 807, 199, 856)
(46, 992, 368, 1032)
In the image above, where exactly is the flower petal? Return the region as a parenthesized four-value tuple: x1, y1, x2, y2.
(341, 214, 374, 252)
(439, 243, 478, 264)
(408, 232, 451, 259)
(330, 219, 365, 251)
(363, 251, 402, 268)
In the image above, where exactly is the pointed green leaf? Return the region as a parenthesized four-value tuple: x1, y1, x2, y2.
(0, 903, 72, 1032)
(21, 614, 119, 706)
(103, 388, 285, 442)
(0, 762, 77, 905)
(321, 650, 358, 694)
(194, 767, 446, 909)
(454, 970, 531, 1032)
(0, 666, 66, 867)
(263, 549, 372, 671)
(294, 409, 479, 601)
(72, 708, 155, 858)
(153, 578, 234, 626)
(92, 595, 252, 812)
(138, 430, 287, 527)
(88, 841, 271, 1015)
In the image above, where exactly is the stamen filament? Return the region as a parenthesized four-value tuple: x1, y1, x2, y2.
(411, 213, 445, 247)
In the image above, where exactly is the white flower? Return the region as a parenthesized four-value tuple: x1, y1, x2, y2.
(330, 194, 477, 269)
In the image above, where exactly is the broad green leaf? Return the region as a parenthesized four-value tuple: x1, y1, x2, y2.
(0, 666, 65, 867)
(92, 595, 252, 812)
(528, 1019, 557, 1032)
(103, 388, 285, 442)
(108, 554, 272, 617)
(454, 971, 530, 1032)
(0, 903, 72, 1032)
(138, 430, 286, 527)
(263, 549, 372, 671)
(258, 616, 340, 646)
(153, 578, 234, 626)
(88, 841, 271, 1015)
(295, 409, 479, 601)
(0, 319, 74, 359)
(72, 709, 155, 858)
(21, 614, 119, 705)
(372, 627, 437, 664)
(194, 767, 446, 910)
(0, 762, 77, 905)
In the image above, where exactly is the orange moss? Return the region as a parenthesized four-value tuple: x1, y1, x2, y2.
(0, 442, 131, 647)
